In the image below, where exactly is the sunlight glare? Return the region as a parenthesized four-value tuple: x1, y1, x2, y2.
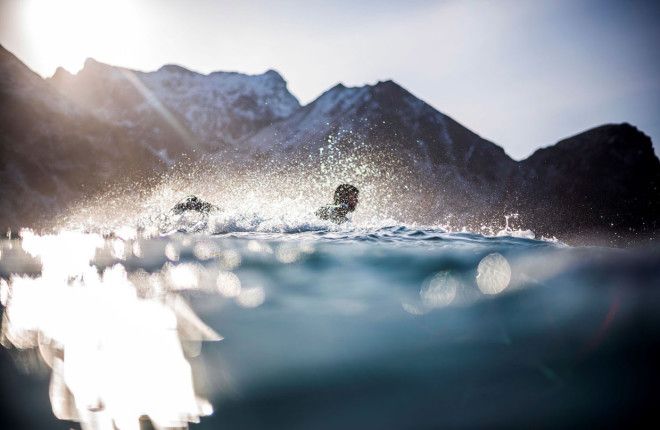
(2, 232, 221, 429)
(21, 0, 140, 74)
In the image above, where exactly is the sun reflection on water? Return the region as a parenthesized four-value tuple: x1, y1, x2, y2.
(1, 230, 226, 429)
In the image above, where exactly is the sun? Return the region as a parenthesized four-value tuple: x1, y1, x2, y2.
(20, 0, 140, 75)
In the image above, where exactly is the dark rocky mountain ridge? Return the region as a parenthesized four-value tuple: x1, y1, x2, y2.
(243, 79, 659, 243)
(516, 123, 660, 242)
(0, 45, 658, 244)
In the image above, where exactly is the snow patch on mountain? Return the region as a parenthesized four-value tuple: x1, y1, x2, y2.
(49, 59, 301, 149)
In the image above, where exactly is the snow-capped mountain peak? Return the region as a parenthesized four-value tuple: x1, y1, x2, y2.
(48, 59, 301, 149)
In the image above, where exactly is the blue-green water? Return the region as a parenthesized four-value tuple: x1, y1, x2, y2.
(1, 227, 659, 428)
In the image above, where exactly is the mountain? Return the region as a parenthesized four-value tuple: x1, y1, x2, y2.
(1, 45, 658, 244)
(516, 123, 660, 242)
(0, 45, 163, 229)
(244, 81, 660, 242)
(243, 80, 519, 218)
(0, 45, 300, 229)
(246, 81, 515, 173)
(49, 59, 300, 156)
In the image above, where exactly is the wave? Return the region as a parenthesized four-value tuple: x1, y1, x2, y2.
(128, 208, 554, 248)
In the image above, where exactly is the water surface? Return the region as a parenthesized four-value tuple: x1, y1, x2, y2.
(0, 226, 658, 428)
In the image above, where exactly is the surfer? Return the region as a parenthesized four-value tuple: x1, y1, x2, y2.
(316, 184, 359, 224)
(171, 195, 218, 214)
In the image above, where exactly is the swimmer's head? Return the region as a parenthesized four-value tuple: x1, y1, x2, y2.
(334, 184, 359, 211)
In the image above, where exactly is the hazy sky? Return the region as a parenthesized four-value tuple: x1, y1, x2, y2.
(1, 0, 658, 159)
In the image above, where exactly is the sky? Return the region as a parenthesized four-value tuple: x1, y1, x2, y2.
(0, 0, 658, 159)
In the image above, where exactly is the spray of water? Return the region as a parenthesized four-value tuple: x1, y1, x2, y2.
(58, 139, 429, 234)
(55, 137, 534, 238)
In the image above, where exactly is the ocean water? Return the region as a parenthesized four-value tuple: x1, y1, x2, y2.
(0, 221, 659, 429)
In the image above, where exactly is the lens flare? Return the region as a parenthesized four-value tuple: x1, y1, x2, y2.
(476, 252, 511, 295)
(421, 271, 459, 308)
(237, 286, 266, 308)
(216, 271, 241, 298)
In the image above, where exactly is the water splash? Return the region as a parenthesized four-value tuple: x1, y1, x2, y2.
(51, 136, 528, 239)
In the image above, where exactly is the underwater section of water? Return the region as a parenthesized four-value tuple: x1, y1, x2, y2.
(0, 227, 659, 429)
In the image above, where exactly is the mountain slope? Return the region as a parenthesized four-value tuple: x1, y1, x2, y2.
(243, 81, 660, 242)
(515, 123, 660, 241)
(1, 47, 302, 229)
(1, 45, 658, 244)
(246, 80, 513, 170)
(243, 80, 518, 211)
(49, 60, 300, 155)
(0, 45, 163, 229)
